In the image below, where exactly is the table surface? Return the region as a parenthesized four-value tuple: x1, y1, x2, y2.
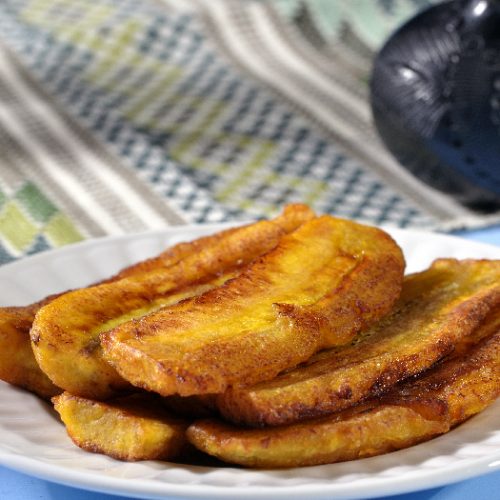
(1, 224, 499, 500)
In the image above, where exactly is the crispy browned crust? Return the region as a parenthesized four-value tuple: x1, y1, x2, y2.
(101, 216, 404, 397)
(187, 309, 500, 468)
(110, 204, 314, 280)
(398, 309, 500, 426)
(53, 392, 191, 461)
(30, 205, 314, 400)
(217, 259, 500, 426)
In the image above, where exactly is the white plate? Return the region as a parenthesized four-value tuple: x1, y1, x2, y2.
(0, 224, 499, 500)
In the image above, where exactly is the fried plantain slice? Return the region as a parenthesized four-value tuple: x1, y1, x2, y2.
(217, 259, 500, 426)
(2, 204, 313, 399)
(30, 205, 314, 400)
(110, 204, 314, 280)
(187, 399, 449, 468)
(0, 298, 61, 399)
(101, 216, 404, 397)
(187, 309, 500, 468)
(53, 392, 191, 461)
(399, 308, 500, 426)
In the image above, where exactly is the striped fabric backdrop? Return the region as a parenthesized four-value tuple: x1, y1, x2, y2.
(0, 0, 498, 265)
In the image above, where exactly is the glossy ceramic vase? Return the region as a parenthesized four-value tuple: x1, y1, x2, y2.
(370, 0, 500, 212)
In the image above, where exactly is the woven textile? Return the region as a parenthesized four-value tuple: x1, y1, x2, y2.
(0, 0, 498, 265)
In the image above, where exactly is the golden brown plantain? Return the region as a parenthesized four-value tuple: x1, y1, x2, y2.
(53, 392, 191, 461)
(30, 204, 314, 400)
(0, 298, 61, 399)
(111, 204, 314, 280)
(32, 280, 228, 399)
(2, 204, 313, 398)
(187, 307, 500, 468)
(217, 259, 500, 426)
(399, 308, 500, 426)
(187, 399, 449, 468)
(101, 216, 404, 397)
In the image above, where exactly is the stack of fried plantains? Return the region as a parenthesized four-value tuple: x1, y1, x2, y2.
(1, 204, 499, 468)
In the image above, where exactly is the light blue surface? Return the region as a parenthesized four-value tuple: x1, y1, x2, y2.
(452, 224, 500, 247)
(1, 226, 499, 500)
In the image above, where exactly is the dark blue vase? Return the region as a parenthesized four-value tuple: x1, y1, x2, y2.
(370, 0, 500, 212)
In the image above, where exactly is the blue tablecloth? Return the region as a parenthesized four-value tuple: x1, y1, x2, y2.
(1, 225, 499, 500)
